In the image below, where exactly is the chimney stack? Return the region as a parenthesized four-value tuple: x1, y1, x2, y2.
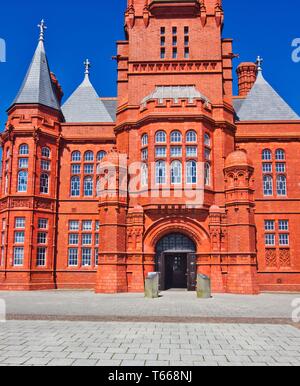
(237, 62, 257, 97)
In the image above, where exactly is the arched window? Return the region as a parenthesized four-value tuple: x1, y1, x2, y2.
(84, 151, 94, 162)
(141, 163, 148, 187)
(262, 149, 272, 161)
(17, 171, 28, 192)
(141, 134, 148, 147)
(186, 161, 197, 184)
(263, 175, 273, 196)
(171, 161, 182, 184)
(19, 144, 29, 156)
(97, 151, 107, 162)
(204, 133, 211, 147)
(155, 131, 166, 144)
(40, 174, 49, 194)
(186, 131, 197, 143)
(277, 175, 287, 196)
(205, 162, 211, 186)
(171, 131, 182, 143)
(84, 177, 93, 197)
(71, 151, 81, 162)
(156, 161, 166, 184)
(275, 149, 285, 161)
(71, 176, 80, 197)
(41, 147, 51, 159)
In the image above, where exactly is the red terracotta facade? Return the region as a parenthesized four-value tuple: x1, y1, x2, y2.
(0, 0, 299, 294)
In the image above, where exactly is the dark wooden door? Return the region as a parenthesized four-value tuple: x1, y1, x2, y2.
(187, 253, 197, 291)
(157, 253, 166, 291)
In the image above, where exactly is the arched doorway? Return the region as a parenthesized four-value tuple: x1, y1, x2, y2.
(155, 233, 197, 291)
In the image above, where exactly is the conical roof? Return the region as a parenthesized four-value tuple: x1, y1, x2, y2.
(62, 71, 113, 123)
(12, 22, 60, 111)
(237, 70, 299, 121)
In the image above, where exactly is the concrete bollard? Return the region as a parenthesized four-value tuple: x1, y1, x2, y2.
(197, 274, 212, 299)
(145, 272, 160, 299)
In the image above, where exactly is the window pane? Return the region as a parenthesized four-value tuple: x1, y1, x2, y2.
(155, 131, 166, 143)
(275, 149, 285, 161)
(186, 161, 197, 184)
(71, 177, 80, 197)
(279, 220, 289, 231)
(41, 160, 50, 171)
(263, 163, 272, 173)
(42, 147, 50, 158)
(69, 234, 79, 245)
(84, 164, 94, 174)
(37, 247, 46, 266)
(68, 248, 78, 267)
(171, 147, 182, 158)
(15, 217, 25, 229)
(69, 221, 79, 231)
(19, 158, 28, 169)
(277, 175, 287, 196)
(156, 161, 166, 184)
(14, 232, 25, 244)
(82, 234, 92, 246)
(263, 175, 273, 196)
(155, 147, 167, 158)
(40, 174, 49, 194)
(37, 232, 47, 244)
(84, 151, 94, 162)
(82, 221, 92, 231)
(72, 164, 81, 175)
(82, 248, 92, 266)
(186, 131, 197, 143)
(262, 149, 272, 161)
(84, 177, 93, 197)
(14, 247, 24, 266)
(265, 234, 275, 246)
(19, 144, 29, 155)
(142, 134, 148, 147)
(171, 131, 182, 143)
(265, 220, 275, 231)
(72, 151, 81, 162)
(18, 171, 28, 192)
(97, 151, 107, 162)
(141, 148, 148, 161)
(205, 163, 211, 186)
(279, 234, 289, 246)
(171, 161, 182, 184)
(38, 219, 48, 229)
(276, 163, 286, 173)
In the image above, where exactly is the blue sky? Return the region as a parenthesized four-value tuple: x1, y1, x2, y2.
(0, 0, 299, 129)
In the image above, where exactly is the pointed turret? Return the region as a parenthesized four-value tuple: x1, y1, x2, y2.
(236, 57, 299, 121)
(11, 20, 60, 111)
(62, 59, 113, 123)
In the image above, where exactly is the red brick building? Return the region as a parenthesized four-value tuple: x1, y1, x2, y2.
(1, 0, 300, 294)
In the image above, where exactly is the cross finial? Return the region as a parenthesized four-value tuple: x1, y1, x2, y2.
(38, 19, 47, 42)
(84, 59, 91, 76)
(256, 56, 263, 72)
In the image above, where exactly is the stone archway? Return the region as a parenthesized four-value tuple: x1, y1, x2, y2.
(155, 233, 197, 291)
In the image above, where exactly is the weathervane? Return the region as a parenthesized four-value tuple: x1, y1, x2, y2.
(84, 59, 91, 76)
(38, 19, 47, 42)
(256, 56, 263, 72)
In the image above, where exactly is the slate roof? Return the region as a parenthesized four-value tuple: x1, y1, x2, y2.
(101, 99, 117, 121)
(62, 75, 114, 123)
(12, 40, 60, 110)
(236, 71, 299, 121)
(141, 85, 210, 106)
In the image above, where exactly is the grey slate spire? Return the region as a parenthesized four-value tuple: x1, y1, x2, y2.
(61, 60, 113, 123)
(237, 63, 299, 121)
(12, 20, 60, 111)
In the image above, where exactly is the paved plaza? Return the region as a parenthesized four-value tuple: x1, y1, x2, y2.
(1, 290, 299, 321)
(0, 291, 300, 366)
(0, 321, 299, 366)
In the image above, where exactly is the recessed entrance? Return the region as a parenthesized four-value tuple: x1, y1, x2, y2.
(155, 233, 197, 291)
